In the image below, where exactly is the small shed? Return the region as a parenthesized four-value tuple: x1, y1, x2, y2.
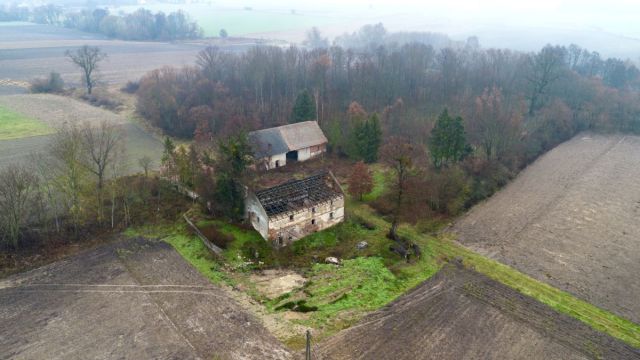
(249, 121, 328, 170)
(245, 171, 345, 247)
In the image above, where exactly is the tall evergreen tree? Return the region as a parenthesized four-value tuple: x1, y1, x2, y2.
(365, 113, 382, 163)
(291, 90, 316, 123)
(213, 132, 253, 220)
(350, 113, 383, 163)
(429, 109, 471, 168)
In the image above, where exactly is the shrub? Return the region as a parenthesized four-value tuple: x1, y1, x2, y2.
(79, 93, 122, 111)
(30, 72, 64, 93)
(121, 80, 140, 94)
(200, 226, 234, 249)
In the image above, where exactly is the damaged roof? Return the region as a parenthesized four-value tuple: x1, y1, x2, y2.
(249, 121, 328, 158)
(255, 171, 343, 217)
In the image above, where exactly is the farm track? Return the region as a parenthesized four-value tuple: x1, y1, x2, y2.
(452, 133, 640, 324)
(0, 237, 292, 359)
(316, 264, 640, 359)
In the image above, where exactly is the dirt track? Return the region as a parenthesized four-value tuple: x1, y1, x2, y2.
(316, 264, 640, 359)
(452, 133, 640, 323)
(0, 237, 292, 359)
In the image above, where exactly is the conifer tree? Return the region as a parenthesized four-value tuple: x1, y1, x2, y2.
(428, 109, 471, 168)
(291, 90, 316, 123)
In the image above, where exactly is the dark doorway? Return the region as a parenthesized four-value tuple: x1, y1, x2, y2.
(286, 150, 298, 161)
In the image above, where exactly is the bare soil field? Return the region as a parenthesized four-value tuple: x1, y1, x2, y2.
(0, 23, 272, 94)
(0, 94, 163, 171)
(452, 133, 640, 324)
(0, 94, 126, 127)
(0, 237, 292, 359)
(316, 264, 640, 359)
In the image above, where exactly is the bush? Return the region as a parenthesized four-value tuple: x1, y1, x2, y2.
(200, 226, 234, 249)
(121, 80, 140, 94)
(30, 72, 64, 93)
(79, 93, 122, 111)
(465, 159, 512, 206)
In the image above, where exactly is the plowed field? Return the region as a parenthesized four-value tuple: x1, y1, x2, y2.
(0, 237, 292, 359)
(452, 133, 640, 324)
(316, 264, 640, 359)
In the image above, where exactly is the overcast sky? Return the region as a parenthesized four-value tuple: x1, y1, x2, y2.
(231, 0, 640, 38)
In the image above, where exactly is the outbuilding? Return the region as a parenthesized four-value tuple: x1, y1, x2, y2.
(249, 121, 328, 170)
(245, 171, 345, 247)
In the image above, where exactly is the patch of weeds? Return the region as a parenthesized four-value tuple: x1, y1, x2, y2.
(275, 299, 318, 313)
(115, 248, 133, 259)
(584, 340, 603, 360)
(298, 257, 404, 328)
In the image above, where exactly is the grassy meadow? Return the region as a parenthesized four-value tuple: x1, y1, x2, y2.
(0, 105, 52, 140)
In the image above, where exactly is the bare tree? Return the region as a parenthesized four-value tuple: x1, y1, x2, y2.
(469, 87, 523, 160)
(196, 46, 224, 81)
(380, 136, 423, 239)
(526, 45, 567, 115)
(80, 121, 124, 223)
(109, 144, 127, 229)
(50, 123, 88, 236)
(138, 156, 153, 177)
(0, 165, 40, 249)
(65, 45, 107, 95)
(30, 152, 62, 234)
(304, 27, 329, 49)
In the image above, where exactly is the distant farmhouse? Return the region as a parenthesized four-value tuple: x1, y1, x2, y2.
(248, 121, 327, 170)
(246, 172, 345, 247)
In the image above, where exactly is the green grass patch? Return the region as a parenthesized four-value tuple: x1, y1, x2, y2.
(432, 233, 640, 349)
(362, 164, 388, 202)
(304, 257, 401, 321)
(0, 105, 52, 140)
(352, 204, 640, 349)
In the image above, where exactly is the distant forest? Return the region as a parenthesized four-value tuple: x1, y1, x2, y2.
(0, 4, 202, 41)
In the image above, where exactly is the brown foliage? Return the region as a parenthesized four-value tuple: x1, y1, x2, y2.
(347, 161, 373, 200)
(199, 225, 233, 249)
(468, 87, 523, 161)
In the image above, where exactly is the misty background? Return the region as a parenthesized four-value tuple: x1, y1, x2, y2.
(3, 0, 637, 60)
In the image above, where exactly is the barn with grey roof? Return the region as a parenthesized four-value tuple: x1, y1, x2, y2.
(248, 121, 328, 170)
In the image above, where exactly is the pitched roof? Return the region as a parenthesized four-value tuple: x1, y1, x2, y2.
(249, 121, 327, 158)
(255, 171, 343, 217)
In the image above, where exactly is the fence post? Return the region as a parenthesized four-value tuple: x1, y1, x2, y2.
(306, 330, 311, 360)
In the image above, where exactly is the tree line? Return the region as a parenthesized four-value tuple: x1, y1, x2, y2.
(0, 122, 182, 251)
(0, 4, 202, 41)
(136, 25, 640, 151)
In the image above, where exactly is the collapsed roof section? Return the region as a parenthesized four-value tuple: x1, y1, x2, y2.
(254, 171, 343, 217)
(249, 121, 328, 158)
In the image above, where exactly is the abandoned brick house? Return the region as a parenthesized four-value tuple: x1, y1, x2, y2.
(245, 171, 345, 246)
(248, 121, 328, 170)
